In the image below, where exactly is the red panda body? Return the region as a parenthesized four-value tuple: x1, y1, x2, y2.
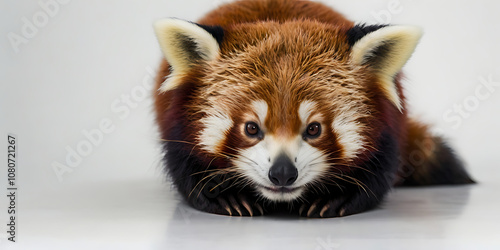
(153, 0, 474, 217)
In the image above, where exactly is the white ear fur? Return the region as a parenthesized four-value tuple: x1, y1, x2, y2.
(351, 26, 422, 111)
(153, 19, 220, 92)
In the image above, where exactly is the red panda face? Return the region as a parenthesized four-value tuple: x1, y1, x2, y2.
(185, 21, 379, 201)
(154, 18, 422, 204)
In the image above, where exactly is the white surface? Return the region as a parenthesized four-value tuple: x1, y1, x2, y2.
(1, 0, 500, 249)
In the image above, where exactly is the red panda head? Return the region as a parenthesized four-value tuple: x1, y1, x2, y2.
(154, 19, 421, 202)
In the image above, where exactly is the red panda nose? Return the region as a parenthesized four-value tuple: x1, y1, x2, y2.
(268, 154, 298, 186)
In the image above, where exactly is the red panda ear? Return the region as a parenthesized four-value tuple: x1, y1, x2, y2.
(153, 19, 224, 92)
(349, 25, 422, 111)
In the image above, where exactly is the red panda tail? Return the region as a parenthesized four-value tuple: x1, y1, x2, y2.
(396, 119, 475, 186)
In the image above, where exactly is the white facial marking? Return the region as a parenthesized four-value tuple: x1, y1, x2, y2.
(198, 110, 233, 154)
(332, 110, 364, 159)
(234, 135, 303, 201)
(258, 186, 304, 202)
(252, 100, 268, 125)
(266, 135, 288, 162)
(236, 140, 270, 186)
(235, 132, 333, 202)
(298, 100, 317, 124)
(295, 143, 329, 186)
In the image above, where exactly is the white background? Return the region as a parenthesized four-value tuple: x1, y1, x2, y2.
(1, 0, 499, 249)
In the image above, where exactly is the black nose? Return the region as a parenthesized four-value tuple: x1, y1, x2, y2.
(268, 154, 298, 186)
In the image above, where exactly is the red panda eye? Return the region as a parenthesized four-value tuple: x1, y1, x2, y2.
(245, 122, 260, 137)
(306, 122, 321, 138)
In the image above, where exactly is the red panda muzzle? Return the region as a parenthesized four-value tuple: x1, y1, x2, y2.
(268, 153, 298, 186)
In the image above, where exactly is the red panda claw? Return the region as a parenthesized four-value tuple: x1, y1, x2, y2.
(307, 199, 321, 217)
(216, 197, 232, 216)
(319, 203, 330, 218)
(339, 208, 346, 217)
(228, 195, 242, 216)
(299, 204, 306, 216)
(254, 203, 264, 216)
(238, 195, 253, 216)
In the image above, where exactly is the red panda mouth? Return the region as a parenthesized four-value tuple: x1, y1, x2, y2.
(258, 184, 304, 201)
(262, 185, 300, 194)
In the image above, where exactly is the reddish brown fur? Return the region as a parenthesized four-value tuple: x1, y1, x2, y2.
(154, 0, 353, 122)
(198, 0, 353, 27)
(154, 0, 404, 169)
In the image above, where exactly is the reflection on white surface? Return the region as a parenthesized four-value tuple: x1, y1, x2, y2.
(2, 175, 499, 250)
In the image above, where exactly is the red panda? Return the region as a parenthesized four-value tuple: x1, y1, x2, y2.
(152, 0, 474, 217)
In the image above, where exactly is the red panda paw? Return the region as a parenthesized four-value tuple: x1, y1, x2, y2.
(209, 194, 264, 217)
(299, 197, 347, 218)
(299, 192, 378, 218)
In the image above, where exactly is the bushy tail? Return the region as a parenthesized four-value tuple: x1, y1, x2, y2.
(397, 119, 475, 186)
